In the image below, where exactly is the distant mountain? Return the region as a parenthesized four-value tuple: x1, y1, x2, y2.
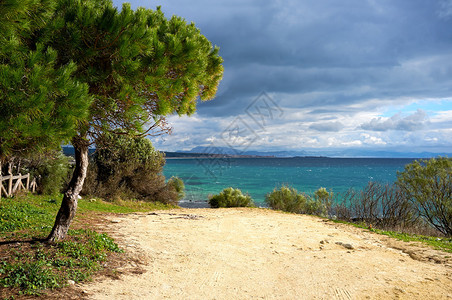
(179, 146, 452, 159)
(184, 146, 306, 158)
(62, 145, 451, 159)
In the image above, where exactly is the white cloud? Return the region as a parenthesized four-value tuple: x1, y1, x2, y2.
(361, 133, 386, 145)
(360, 109, 429, 131)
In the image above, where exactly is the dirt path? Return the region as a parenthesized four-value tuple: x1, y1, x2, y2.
(81, 208, 452, 299)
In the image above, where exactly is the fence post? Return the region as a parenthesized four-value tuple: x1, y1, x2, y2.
(26, 173, 30, 190)
(8, 174, 13, 197)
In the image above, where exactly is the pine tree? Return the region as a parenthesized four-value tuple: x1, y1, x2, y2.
(39, 0, 224, 242)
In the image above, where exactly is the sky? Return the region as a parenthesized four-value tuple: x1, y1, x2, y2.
(114, 0, 452, 155)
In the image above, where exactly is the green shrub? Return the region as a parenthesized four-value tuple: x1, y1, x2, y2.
(308, 187, 333, 217)
(397, 156, 452, 237)
(266, 186, 332, 217)
(167, 176, 185, 201)
(265, 185, 308, 213)
(208, 187, 255, 208)
(82, 133, 183, 205)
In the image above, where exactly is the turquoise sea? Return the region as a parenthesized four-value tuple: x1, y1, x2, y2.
(163, 157, 417, 207)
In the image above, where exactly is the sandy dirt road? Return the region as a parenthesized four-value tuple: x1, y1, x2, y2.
(81, 208, 452, 299)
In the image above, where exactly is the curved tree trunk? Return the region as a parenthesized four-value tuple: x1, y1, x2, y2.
(46, 136, 89, 243)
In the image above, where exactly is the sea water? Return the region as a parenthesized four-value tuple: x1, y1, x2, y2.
(163, 157, 416, 206)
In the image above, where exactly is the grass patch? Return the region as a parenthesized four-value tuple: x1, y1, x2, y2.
(331, 219, 452, 253)
(371, 228, 452, 253)
(0, 229, 123, 296)
(0, 193, 174, 297)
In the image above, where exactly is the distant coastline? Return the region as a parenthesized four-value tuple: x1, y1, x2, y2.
(163, 151, 275, 159)
(62, 145, 451, 159)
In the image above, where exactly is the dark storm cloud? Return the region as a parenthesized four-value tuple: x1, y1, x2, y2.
(117, 0, 452, 117)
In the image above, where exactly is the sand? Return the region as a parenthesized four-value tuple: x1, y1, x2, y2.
(80, 208, 452, 299)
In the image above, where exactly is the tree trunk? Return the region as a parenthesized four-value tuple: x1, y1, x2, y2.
(46, 136, 89, 243)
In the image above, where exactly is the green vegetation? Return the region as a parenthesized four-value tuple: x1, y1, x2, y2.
(27, 151, 71, 195)
(265, 185, 308, 213)
(374, 230, 452, 253)
(331, 219, 452, 253)
(208, 187, 255, 208)
(396, 156, 452, 237)
(1, 0, 223, 242)
(83, 134, 185, 205)
(0, 193, 173, 297)
(265, 186, 332, 217)
(0, 229, 121, 295)
(0, 0, 92, 160)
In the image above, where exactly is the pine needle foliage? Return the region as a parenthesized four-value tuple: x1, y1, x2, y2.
(0, 0, 92, 159)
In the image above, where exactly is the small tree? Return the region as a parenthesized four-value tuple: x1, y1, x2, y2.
(397, 157, 452, 236)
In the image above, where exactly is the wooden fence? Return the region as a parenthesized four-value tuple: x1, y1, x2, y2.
(0, 173, 37, 199)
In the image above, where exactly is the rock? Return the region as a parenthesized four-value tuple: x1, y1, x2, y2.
(343, 243, 354, 250)
(336, 242, 354, 250)
(67, 280, 75, 285)
(111, 220, 121, 223)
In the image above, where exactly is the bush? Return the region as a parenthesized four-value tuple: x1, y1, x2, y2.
(308, 187, 333, 217)
(265, 185, 308, 213)
(266, 186, 332, 217)
(82, 134, 183, 205)
(396, 157, 452, 237)
(208, 187, 255, 208)
(331, 182, 417, 231)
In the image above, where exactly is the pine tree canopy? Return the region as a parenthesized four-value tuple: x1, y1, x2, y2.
(1, 0, 223, 242)
(0, 0, 92, 160)
(44, 0, 224, 141)
(1, 0, 223, 157)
